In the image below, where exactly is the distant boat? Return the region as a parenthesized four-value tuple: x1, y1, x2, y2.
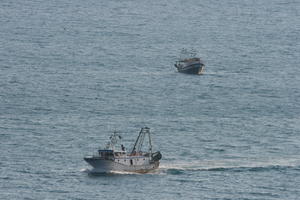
(174, 48, 205, 75)
(84, 127, 162, 173)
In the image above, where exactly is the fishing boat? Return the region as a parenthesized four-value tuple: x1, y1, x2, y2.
(84, 127, 162, 173)
(174, 48, 205, 75)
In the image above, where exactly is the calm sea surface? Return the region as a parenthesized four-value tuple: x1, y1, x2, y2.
(1, 0, 300, 199)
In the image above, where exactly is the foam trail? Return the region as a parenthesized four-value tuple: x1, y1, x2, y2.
(80, 168, 90, 173)
(159, 158, 300, 173)
(110, 171, 141, 175)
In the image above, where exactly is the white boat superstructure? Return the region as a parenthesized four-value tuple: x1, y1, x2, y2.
(84, 127, 162, 173)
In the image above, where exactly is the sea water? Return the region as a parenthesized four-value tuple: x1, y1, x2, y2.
(1, 0, 300, 199)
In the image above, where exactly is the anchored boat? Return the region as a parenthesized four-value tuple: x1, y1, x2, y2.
(174, 48, 205, 75)
(84, 127, 162, 173)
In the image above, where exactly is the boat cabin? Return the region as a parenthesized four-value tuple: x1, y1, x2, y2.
(98, 150, 114, 158)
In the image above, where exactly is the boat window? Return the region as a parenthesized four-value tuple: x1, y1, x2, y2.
(130, 159, 133, 165)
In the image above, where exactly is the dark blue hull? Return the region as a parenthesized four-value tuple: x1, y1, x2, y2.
(175, 63, 205, 75)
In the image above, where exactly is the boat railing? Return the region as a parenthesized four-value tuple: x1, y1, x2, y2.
(129, 151, 150, 157)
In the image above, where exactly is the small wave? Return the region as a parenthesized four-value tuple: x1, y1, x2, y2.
(169, 178, 203, 183)
(164, 168, 185, 175)
(80, 168, 90, 173)
(104, 71, 174, 76)
(110, 171, 141, 175)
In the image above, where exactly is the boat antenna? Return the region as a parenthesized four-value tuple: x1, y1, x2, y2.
(107, 130, 122, 151)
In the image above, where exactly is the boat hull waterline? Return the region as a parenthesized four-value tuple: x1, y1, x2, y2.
(84, 157, 159, 173)
(176, 63, 204, 74)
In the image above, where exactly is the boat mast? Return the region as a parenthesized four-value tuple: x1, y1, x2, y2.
(106, 131, 122, 151)
(148, 128, 153, 154)
(130, 127, 151, 154)
(131, 128, 142, 154)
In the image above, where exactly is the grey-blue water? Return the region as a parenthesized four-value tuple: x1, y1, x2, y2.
(1, 0, 300, 199)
